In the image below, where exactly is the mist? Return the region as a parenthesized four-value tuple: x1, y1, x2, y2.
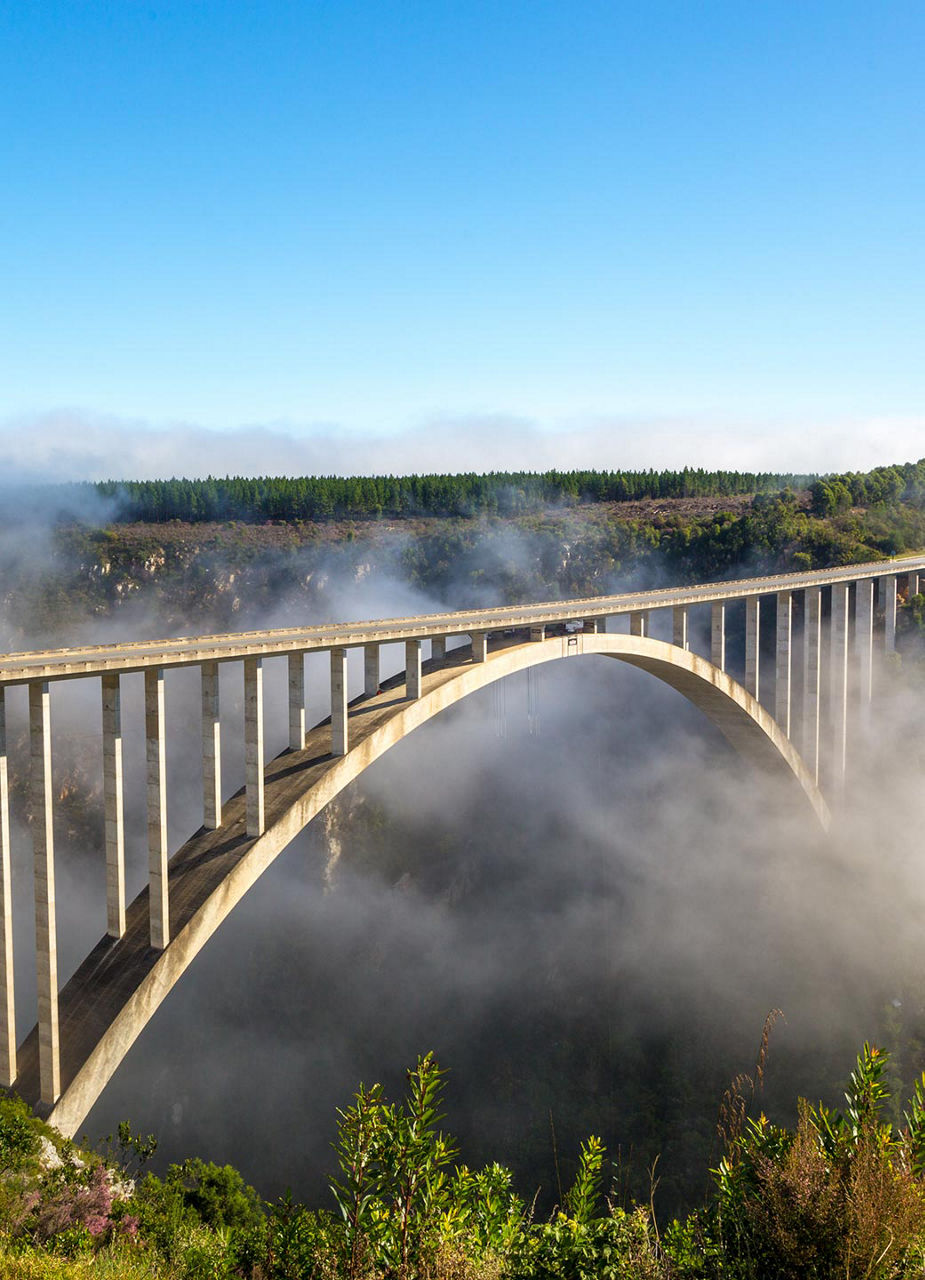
(0, 499, 922, 1219)
(2, 409, 925, 481)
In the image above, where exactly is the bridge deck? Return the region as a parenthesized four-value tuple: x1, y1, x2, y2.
(1, 553, 922, 685)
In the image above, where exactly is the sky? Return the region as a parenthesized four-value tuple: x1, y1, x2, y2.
(1, 0, 923, 478)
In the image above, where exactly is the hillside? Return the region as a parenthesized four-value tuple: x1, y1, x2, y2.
(4, 460, 925, 650)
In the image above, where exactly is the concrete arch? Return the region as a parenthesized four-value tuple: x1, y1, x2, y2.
(19, 631, 828, 1135)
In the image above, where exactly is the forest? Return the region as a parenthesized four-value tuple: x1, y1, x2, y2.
(74, 460, 925, 524)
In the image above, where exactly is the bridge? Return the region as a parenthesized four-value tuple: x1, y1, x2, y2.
(0, 554, 921, 1136)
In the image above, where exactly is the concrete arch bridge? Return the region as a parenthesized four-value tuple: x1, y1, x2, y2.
(0, 555, 920, 1134)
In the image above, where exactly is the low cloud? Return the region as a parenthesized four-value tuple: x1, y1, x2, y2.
(1, 408, 922, 483)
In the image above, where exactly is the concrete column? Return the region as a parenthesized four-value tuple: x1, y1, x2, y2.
(471, 633, 488, 662)
(331, 648, 348, 755)
(802, 587, 822, 784)
(288, 652, 305, 750)
(672, 606, 689, 650)
(629, 611, 648, 638)
(364, 643, 380, 697)
(855, 579, 875, 710)
(201, 661, 221, 830)
(775, 591, 792, 736)
(0, 691, 15, 1087)
(744, 598, 760, 699)
(30, 680, 59, 1104)
(909, 572, 920, 600)
(711, 602, 726, 671)
(101, 674, 126, 939)
(529, 625, 546, 642)
(430, 636, 447, 661)
(830, 584, 849, 787)
(245, 657, 265, 838)
(589, 617, 608, 634)
(405, 639, 423, 699)
(145, 669, 169, 951)
(882, 575, 897, 653)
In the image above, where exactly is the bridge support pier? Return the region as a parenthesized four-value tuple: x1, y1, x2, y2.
(802, 586, 822, 783)
(629, 611, 647, 638)
(288, 653, 305, 750)
(471, 633, 488, 662)
(775, 591, 792, 736)
(364, 643, 379, 697)
(882, 575, 897, 653)
(245, 658, 265, 837)
(102, 674, 126, 938)
(745, 598, 760, 699)
(855, 579, 875, 712)
(331, 648, 349, 754)
(672, 606, 689, 650)
(529, 625, 546, 642)
(145, 670, 169, 949)
(0, 691, 14, 1087)
(30, 680, 60, 1105)
(909, 572, 920, 600)
(202, 662, 222, 830)
(405, 639, 422, 699)
(431, 637, 447, 661)
(589, 617, 608, 635)
(830, 584, 849, 787)
(711, 602, 725, 671)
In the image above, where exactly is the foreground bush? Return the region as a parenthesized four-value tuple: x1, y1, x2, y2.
(3, 1041, 925, 1276)
(708, 1042, 925, 1279)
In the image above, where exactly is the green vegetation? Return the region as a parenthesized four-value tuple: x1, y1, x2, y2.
(1, 456, 891, 526)
(3, 1042, 925, 1277)
(92, 469, 818, 524)
(5, 468, 925, 651)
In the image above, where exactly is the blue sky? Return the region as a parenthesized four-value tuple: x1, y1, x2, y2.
(1, 1, 923, 476)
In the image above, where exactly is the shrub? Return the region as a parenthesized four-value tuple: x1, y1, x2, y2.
(713, 1043, 925, 1279)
